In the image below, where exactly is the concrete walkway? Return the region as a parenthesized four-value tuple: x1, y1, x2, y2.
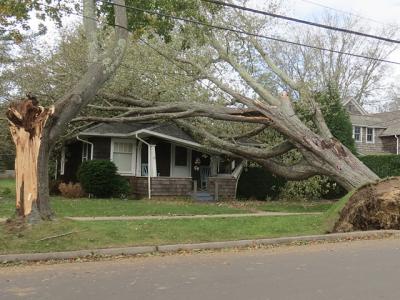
(0, 212, 322, 223)
(65, 211, 322, 221)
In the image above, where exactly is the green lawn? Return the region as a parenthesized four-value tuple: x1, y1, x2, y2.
(0, 215, 325, 254)
(0, 179, 334, 218)
(0, 178, 345, 255)
(257, 201, 333, 213)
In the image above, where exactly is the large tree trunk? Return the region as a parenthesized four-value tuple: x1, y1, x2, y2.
(3, 0, 128, 223)
(6, 96, 54, 221)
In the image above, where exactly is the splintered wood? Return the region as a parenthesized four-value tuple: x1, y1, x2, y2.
(6, 96, 53, 217)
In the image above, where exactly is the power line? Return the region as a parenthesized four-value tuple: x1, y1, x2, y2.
(200, 0, 400, 44)
(96, 0, 400, 65)
(297, 0, 390, 26)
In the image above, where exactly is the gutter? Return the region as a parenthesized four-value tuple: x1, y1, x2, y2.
(135, 133, 152, 199)
(77, 136, 94, 161)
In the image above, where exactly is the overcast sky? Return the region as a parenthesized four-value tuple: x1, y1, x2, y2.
(32, 0, 400, 110)
(247, 0, 400, 110)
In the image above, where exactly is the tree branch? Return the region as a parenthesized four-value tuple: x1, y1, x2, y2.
(256, 158, 320, 180)
(176, 120, 293, 160)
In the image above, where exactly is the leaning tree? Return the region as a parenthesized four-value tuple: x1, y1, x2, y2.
(76, 3, 382, 192)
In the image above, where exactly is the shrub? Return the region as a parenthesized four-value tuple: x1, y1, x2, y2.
(58, 182, 85, 198)
(316, 84, 357, 154)
(279, 176, 345, 201)
(49, 179, 62, 195)
(77, 160, 131, 198)
(359, 155, 400, 178)
(237, 166, 286, 200)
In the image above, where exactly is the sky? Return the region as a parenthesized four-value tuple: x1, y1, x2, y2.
(27, 0, 400, 110)
(247, 0, 400, 110)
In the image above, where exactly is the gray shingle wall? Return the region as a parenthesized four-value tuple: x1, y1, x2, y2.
(354, 128, 396, 155)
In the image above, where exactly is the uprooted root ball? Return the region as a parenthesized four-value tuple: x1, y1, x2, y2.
(333, 177, 400, 232)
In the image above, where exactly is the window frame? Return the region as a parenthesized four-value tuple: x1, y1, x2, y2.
(110, 139, 136, 176)
(366, 127, 375, 144)
(353, 126, 362, 143)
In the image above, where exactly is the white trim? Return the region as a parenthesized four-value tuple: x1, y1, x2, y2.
(110, 138, 137, 176)
(136, 129, 203, 148)
(171, 144, 191, 178)
(365, 127, 375, 144)
(60, 147, 65, 176)
(343, 98, 368, 115)
(81, 129, 203, 149)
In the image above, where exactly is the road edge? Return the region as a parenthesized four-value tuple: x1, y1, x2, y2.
(1, 230, 399, 263)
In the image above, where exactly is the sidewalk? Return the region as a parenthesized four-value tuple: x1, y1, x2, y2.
(66, 211, 322, 221)
(0, 212, 322, 223)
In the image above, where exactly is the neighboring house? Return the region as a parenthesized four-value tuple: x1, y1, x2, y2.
(344, 98, 400, 155)
(60, 122, 245, 199)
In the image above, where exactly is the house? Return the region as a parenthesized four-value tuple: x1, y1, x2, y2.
(344, 99, 400, 155)
(60, 122, 245, 199)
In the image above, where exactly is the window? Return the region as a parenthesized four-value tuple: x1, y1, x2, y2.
(113, 141, 134, 174)
(353, 126, 361, 142)
(82, 143, 91, 162)
(366, 128, 374, 143)
(175, 146, 187, 166)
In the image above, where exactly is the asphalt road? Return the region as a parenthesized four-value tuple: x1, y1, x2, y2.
(1, 238, 400, 300)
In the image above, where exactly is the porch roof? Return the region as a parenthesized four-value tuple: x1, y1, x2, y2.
(79, 122, 208, 149)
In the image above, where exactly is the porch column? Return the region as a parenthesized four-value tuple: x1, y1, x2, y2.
(149, 144, 157, 177)
(210, 156, 218, 176)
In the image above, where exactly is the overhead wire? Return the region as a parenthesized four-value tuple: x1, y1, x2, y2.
(199, 0, 400, 44)
(94, 0, 400, 65)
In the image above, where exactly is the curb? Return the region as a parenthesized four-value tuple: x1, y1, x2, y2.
(1, 230, 399, 263)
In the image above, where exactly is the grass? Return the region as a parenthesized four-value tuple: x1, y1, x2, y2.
(0, 178, 340, 255)
(0, 179, 334, 218)
(256, 201, 333, 213)
(0, 215, 325, 254)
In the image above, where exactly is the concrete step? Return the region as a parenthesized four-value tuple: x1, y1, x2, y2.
(192, 192, 214, 201)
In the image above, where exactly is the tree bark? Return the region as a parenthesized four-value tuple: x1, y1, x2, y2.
(5, 0, 128, 222)
(6, 96, 54, 221)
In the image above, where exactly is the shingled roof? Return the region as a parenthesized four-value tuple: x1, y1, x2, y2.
(350, 110, 400, 137)
(80, 122, 197, 143)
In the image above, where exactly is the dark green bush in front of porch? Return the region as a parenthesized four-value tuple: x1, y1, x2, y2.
(359, 155, 400, 178)
(77, 160, 131, 198)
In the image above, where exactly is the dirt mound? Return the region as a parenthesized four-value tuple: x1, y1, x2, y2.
(333, 177, 400, 232)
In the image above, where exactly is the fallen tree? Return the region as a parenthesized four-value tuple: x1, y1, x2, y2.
(333, 177, 400, 232)
(73, 4, 381, 192)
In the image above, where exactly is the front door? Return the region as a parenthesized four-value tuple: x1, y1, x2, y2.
(192, 150, 211, 190)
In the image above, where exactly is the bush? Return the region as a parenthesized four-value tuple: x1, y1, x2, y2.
(77, 160, 131, 198)
(237, 166, 286, 200)
(58, 182, 86, 198)
(316, 84, 357, 154)
(359, 155, 400, 178)
(279, 176, 345, 201)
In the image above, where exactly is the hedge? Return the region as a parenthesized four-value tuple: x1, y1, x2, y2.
(359, 155, 400, 178)
(237, 166, 286, 200)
